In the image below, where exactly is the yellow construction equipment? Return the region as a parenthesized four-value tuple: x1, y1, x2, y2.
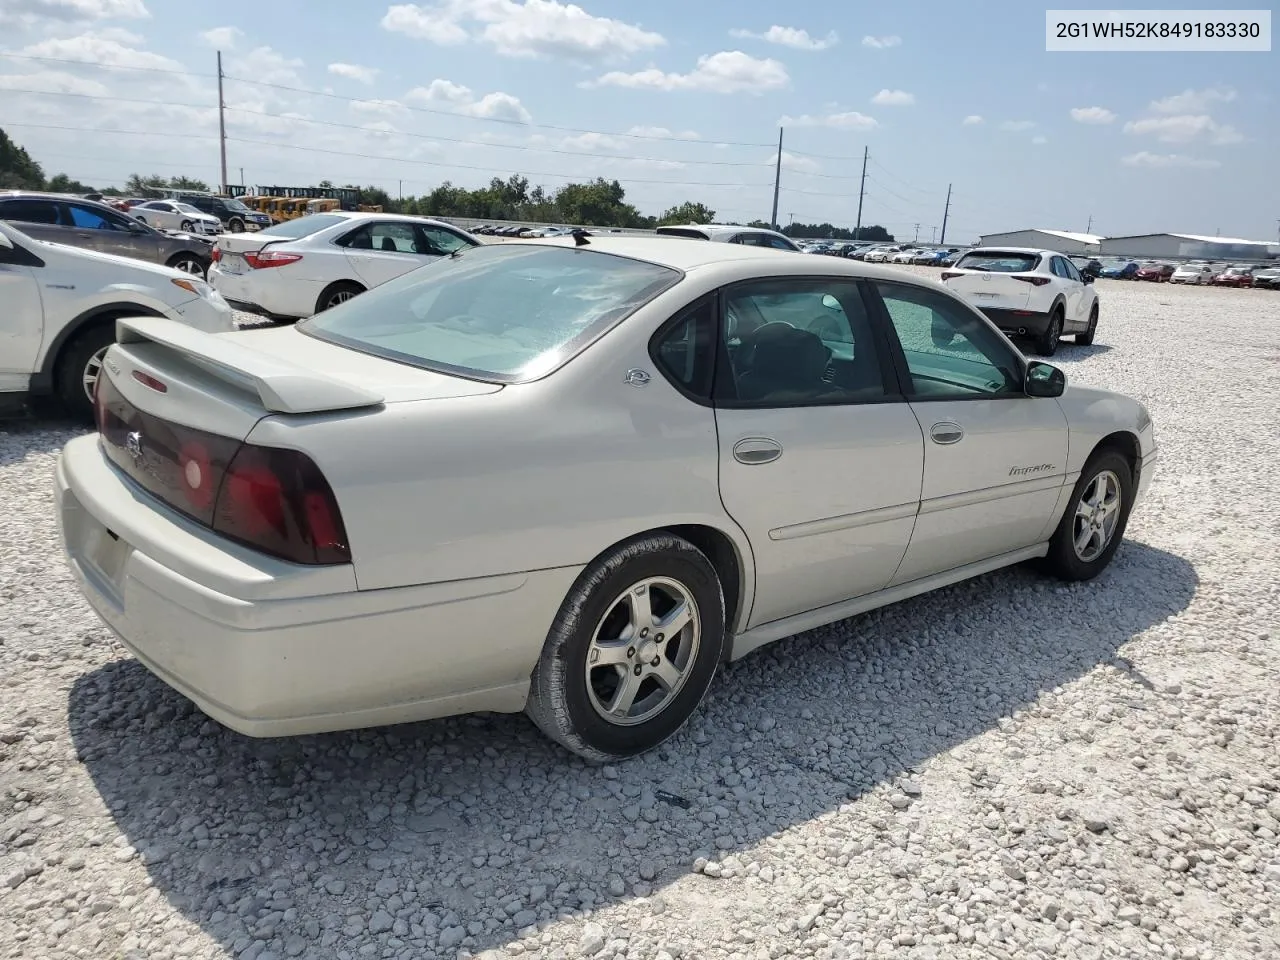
(306, 198, 341, 215)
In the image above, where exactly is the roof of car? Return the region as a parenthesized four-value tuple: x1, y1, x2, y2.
(961, 246, 1060, 256)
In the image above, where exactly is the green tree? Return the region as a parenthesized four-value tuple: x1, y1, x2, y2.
(169, 175, 209, 191)
(46, 173, 97, 194)
(0, 127, 46, 189)
(126, 173, 169, 195)
(658, 201, 716, 226)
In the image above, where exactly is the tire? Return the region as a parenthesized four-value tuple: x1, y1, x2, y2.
(315, 281, 365, 313)
(1075, 303, 1098, 345)
(1040, 449, 1134, 582)
(1035, 306, 1064, 357)
(525, 532, 727, 761)
(166, 253, 207, 278)
(228, 217, 245, 233)
(179, 219, 194, 232)
(56, 324, 116, 425)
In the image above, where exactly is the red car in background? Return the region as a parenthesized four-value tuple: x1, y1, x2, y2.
(1211, 266, 1259, 288)
(1135, 262, 1175, 282)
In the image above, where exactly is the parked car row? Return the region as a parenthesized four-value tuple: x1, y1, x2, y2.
(1090, 256, 1279, 287)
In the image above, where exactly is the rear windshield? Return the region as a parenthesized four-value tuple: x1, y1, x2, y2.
(254, 214, 348, 239)
(955, 251, 1041, 272)
(655, 227, 710, 240)
(299, 244, 682, 382)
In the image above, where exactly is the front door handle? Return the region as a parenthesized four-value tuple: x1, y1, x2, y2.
(929, 421, 964, 445)
(733, 437, 782, 465)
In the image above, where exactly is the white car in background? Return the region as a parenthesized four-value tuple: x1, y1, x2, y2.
(56, 236, 1155, 760)
(208, 212, 481, 320)
(0, 219, 233, 422)
(941, 247, 1098, 357)
(891, 248, 924, 264)
(654, 223, 802, 251)
(132, 200, 222, 236)
(863, 246, 897, 262)
(1170, 262, 1215, 285)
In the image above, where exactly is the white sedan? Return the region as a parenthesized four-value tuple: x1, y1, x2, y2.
(1170, 262, 1215, 284)
(132, 200, 222, 236)
(56, 237, 1157, 760)
(207, 211, 480, 320)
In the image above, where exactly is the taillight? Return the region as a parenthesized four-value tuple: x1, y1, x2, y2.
(210, 246, 221, 263)
(213, 444, 351, 565)
(941, 271, 962, 281)
(244, 250, 303, 269)
(1014, 275, 1052, 286)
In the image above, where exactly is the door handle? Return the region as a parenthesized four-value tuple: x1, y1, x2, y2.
(929, 421, 964, 445)
(733, 437, 782, 465)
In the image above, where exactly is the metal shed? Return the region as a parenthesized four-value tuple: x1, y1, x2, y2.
(976, 229, 1104, 255)
(1098, 233, 1277, 261)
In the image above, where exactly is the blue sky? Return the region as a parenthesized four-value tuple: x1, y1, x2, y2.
(0, 0, 1273, 242)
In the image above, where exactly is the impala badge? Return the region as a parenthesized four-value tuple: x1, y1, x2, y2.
(624, 368, 651, 387)
(125, 431, 144, 463)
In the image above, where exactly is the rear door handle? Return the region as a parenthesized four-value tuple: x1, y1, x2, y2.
(733, 437, 782, 465)
(929, 421, 964, 445)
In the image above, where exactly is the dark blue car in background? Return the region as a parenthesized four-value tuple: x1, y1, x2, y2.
(1100, 259, 1139, 279)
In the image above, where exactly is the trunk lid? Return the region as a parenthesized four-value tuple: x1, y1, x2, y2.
(944, 250, 1044, 311)
(213, 232, 282, 276)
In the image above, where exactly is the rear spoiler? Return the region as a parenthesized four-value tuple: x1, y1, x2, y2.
(115, 316, 385, 414)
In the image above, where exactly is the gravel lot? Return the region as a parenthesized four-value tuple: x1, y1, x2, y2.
(2, 272, 1279, 960)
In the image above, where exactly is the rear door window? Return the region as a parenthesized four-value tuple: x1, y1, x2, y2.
(0, 198, 62, 225)
(956, 251, 1041, 273)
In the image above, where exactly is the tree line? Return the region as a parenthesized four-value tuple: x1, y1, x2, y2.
(0, 127, 894, 241)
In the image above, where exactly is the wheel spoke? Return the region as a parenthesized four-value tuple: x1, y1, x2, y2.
(628, 585, 655, 635)
(652, 658, 683, 690)
(656, 599, 693, 638)
(606, 672, 642, 717)
(1074, 523, 1093, 555)
(588, 640, 631, 668)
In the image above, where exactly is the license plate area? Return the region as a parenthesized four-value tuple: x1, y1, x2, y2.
(68, 502, 130, 608)
(220, 253, 246, 274)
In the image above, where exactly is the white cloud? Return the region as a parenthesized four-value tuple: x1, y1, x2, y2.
(381, 0, 666, 61)
(349, 98, 406, 116)
(861, 35, 901, 49)
(328, 62, 378, 84)
(1032, 135, 1048, 145)
(1070, 106, 1115, 125)
(1149, 86, 1236, 114)
(764, 150, 820, 173)
(0, 0, 149, 25)
(199, 25, 241, 49)
(999, 119, 1035, 131)
(0, 68, 110, 96)
(625, 125, 700, 139)
(1123, 114, 1242, 145)
(226, 46, 304, 87)
(588, 50, 789, 95)
(404, 78, 531, 122)
(729, 25, 838, 50)
(781, 110, 878, 130)
(871, 89, 914, 107)
(561, 131, 626, 151)
(1121, 151, 1221, 169)
(20, 33, 180, 71)
(962, 114, 983, 125)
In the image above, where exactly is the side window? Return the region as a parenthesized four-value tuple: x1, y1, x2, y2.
(872, 281, 1023, 399)
(727, 234, 748, 245)
(1061, 258, 1082, 282)
(66, 204, 118, 230)
(417, 225, 472, 255)
(716, 279, 887, 407)
(766, 235, 796, 251)
(343, 222, 419, 253)
(0, 199, 61, 225)
(650, 294, 716, 400)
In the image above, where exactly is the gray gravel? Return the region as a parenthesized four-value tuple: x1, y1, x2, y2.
(2, 274, 1279, 960)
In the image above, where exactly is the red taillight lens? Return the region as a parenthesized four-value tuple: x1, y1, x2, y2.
(210, 246, 221, 263)
(213, 444, 351, 565)
(1014, 275, 1052, 286)
(940, 271, 962, 281)
(244, 250, 303, 269)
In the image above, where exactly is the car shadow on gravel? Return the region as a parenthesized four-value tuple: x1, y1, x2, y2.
(67, 540, 1196, 957)
(0, 413, 87, 466)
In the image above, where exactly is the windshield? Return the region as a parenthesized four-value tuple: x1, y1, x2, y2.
(223, 197, 252, 213)
(956, 251, 1040, 272)
(255, 214, 349, 238)
(300, 244, 682, 382)
(174, 203, 203, 215)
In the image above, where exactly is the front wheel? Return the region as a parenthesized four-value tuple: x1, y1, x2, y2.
(56, 325, 116, 424)
(179, 219, 194, 232)
(1035, 307, 1063, 357)
(227, 217, 245, 233)
(166, 254, 207, 278)
(525, 533, 726, 761)
(1076, 303, 1098, 345)
(1040, 450, 1134, 581)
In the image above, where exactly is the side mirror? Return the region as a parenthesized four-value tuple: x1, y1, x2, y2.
(1025, 361, 1066, 398)
(1082, 273, 1094, 284)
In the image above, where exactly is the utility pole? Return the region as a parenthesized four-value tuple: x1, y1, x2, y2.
(239, 167, 244, 190)
(940, 183, 952, 244)
(930, 226, 936, 243)
(913, 223, 920, 242)
(854, 145, 868, 240)
(217, 51, 228, 195)
(770, 127, 783, 230)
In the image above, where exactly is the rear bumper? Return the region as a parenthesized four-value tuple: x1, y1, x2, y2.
(208, 265, 316, 320)
(55, 435, 580, 737)
(979, 307, 1053, 336)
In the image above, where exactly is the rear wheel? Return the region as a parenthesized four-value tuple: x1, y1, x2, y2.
(179, 219, 194, 232)
(315, 281, 365, 313)
(1035, 306, 1064, 357)
(1076, 303, 1098, 345)
(56, 324, 116, 424)
(526, 532, 726, 761)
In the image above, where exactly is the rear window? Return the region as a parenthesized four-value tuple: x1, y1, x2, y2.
(255, 214, 348, 239)
(655, 227, 710, 240)
(956, 251, 1041, 273)
(299, 244, 682, 383)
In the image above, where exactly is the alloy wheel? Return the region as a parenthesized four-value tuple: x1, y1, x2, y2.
(327, 289, 357, 308)
(1073, 469, 1122, 562)
(173, 257, 204, 275)
(584, 576, 701, 726)
(81, 345, 110, 402)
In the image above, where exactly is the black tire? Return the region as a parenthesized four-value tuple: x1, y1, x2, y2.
(525, 532, 726, 761)
(1040, 449, 1134, 582)
(228, 217, 245, 233)
(1076, 303, 1098, 345)
(315, 281, 365, 314)
(179, 219, 194, 232)
(1035, 306, 1064, 357)
(56, 324, 116, 425)
(166, 253, 207, 278)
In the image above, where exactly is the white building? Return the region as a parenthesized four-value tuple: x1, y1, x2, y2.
(976, 229, 1105, 255)
(1098, 233, 1277, 261)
